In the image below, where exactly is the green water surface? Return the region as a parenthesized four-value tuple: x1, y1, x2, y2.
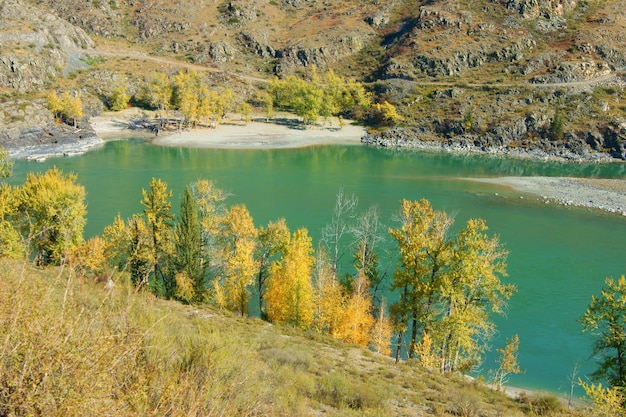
(11, 139, 626, 394)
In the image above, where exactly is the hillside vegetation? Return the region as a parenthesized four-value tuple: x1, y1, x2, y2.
(0, 258, 587, 416)
(0, 0, 624, 159)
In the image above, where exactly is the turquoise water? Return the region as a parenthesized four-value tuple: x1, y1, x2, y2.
(10, 139, 626, 394)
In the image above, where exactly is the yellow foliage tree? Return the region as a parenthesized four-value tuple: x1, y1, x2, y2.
(109, 83, 130, 111)
(18, 167, 86, 265)
(0, 183, 23, 259)
(265, 228, 315, 329)
(370, 297, 393, 356)
(313, 248, 346, 337)
(216, 204, 258, 316)
(46, 91, 84, 127)
(580, 380, 625, 417)
(336, 271, 374, 347)
(493, 334, 522, 391)
(73, 236, 108, 280)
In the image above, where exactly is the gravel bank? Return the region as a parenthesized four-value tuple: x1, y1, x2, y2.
(468, 177, 626, 215)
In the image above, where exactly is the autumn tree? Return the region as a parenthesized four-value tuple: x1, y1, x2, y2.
(191, 179, 229, 276)
(369, 101, 402, 126)
(46, 91, 84, 127)
(101, 214, 126, 268)
(73, 236, 108, 280)
(215, 204, 258, 316)
(143, 72, 173, 123)
(389, 199, 513, 371)
(141, 178, 174, 295)
(268, 70, 371, 126)
(580, 381, 626, 417)
(109, 83, 130, 111)
(0, 183, 22, 259)
(370, 296, 393, 355)
(256, 218, 290, 317)
(581, 275, 626, 388)
(127, 215, 153, 287)
(265, 228, 315, 329)
(336, 271, 374, 347)
(389, 199, 453, 361)
(436, 218, 513, 372)
(173, 69, 201, 126)
(313, 247, 346, 337)
(18, 167, 86, 265)
(492, 334, 523, 391)
(0, 147, 12, 179)
(173, 186, 205, 302)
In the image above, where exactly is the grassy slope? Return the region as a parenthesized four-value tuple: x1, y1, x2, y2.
(0, 259, 586, 416)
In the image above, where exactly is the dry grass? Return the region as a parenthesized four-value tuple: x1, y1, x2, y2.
(0, 258, 592, 416)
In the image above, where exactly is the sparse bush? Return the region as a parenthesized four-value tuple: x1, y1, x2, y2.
(517, 392, 563, 415)
(318, 373, 385, 410)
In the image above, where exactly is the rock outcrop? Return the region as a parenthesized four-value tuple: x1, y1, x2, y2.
(0, 0, 94, 92)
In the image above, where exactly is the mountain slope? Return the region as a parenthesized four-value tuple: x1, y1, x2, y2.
(0, 0, 624, 160)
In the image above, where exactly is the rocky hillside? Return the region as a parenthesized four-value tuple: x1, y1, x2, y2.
(1, 0, 625, 160)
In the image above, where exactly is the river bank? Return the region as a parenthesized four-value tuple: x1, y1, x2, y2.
(361, 127, 624, 162)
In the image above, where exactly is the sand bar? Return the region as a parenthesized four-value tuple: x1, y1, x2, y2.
(469, 176, 626, 215)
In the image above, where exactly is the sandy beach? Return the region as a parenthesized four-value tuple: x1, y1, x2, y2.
(90, 109, 365, 148)
(151, 120, 365, 149)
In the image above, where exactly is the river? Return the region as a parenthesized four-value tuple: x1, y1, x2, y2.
(10, 138, 626, 395)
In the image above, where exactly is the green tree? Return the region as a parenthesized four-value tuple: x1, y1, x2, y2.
(141, 178, 174, 296)
(18, 167, 86, 265)
(549, 105, 565, 141)
(266, 228, 315, 329)
(174, 186, 205, 302)
(581, 275, 626, 388)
